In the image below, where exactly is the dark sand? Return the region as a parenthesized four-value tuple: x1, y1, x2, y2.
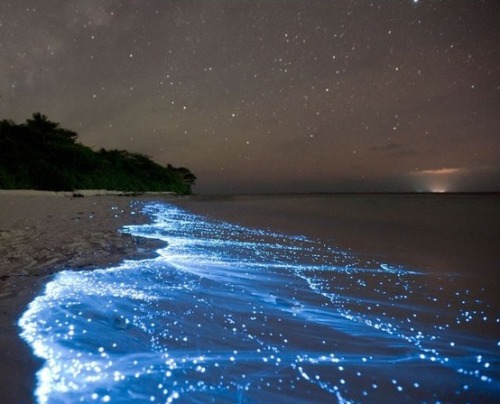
(0, 192, 166, 403)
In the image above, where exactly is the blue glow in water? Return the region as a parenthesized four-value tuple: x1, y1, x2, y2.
(19, 203, 499, 403)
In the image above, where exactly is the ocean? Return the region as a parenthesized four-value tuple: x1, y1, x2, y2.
(19, 195, 500, 403)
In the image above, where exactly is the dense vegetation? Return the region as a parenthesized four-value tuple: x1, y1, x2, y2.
(0, 113, 196, 194)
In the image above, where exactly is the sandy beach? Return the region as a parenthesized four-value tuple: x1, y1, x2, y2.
(0, 191, 166, 403)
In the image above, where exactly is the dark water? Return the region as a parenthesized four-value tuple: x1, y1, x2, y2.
(19, 198, 500, 403)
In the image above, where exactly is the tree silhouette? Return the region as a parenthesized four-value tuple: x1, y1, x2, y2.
(0, 114, 195, 193)
(25, 113, 78, 142)
(168, 164, 197, 187)
(26, 113, 59, 132)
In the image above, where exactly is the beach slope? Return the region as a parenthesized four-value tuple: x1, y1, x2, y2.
(0, 191, 163, 403)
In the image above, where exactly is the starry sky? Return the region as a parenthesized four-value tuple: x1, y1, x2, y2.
(1, 1, 499, 193)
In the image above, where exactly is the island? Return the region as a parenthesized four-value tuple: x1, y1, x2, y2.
(0, 113, 196, 195)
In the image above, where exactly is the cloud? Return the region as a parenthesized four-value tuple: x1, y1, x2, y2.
(411, 167, 467, 176)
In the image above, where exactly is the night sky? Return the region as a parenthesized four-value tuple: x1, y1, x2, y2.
(1, 1, 499, 193)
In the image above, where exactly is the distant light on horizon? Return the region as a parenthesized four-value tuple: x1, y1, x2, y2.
(415, 185, 450, 193)
(411, 167, 466, 193)
(422, 180, 452, 193)
(430, 187, 448, 193)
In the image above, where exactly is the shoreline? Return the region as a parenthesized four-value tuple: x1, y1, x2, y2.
(0, 192, 170, 403)
(0, 189, 178, 197)
(1, 191, 498, 402)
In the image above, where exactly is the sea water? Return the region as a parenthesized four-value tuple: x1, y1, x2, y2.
(19, 201, 499, 403)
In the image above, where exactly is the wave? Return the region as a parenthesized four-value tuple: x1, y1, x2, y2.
(19, 202, 499, 403)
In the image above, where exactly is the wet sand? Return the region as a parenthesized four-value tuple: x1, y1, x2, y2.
(0, 191, 166, 403)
